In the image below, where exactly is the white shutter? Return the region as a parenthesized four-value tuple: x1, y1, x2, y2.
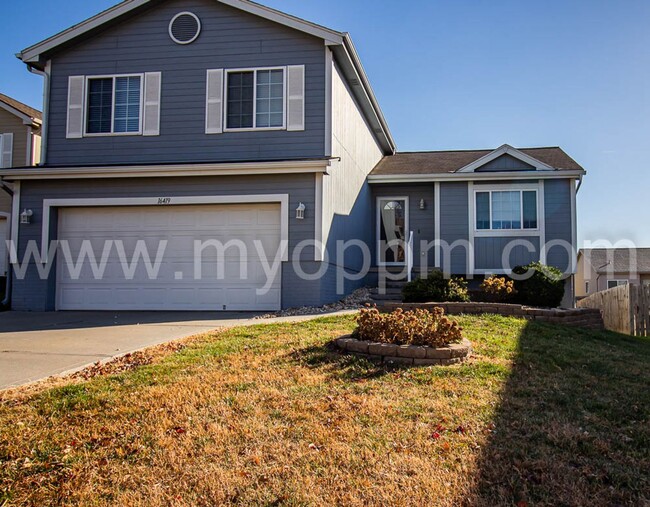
(205, 69, 224, 134)
(143, 72, 162, 136)
(286, 65, 305, 131)
(1, 133, 13, 168)
(66, 76, 85, 139)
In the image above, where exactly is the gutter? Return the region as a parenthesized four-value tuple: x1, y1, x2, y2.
(368, 169, 587, 183)
(27, 62, 50, 165)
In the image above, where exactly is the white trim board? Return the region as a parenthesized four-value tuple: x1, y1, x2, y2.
(18, 0, 343, 65)
(368, 169, 585, 184)
(9, 181, 20, 264)
(0, 159, 332, 181)
(456, 144, 555, 173)
(40, 194, 290, 263)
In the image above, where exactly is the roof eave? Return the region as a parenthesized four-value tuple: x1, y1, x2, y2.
(368, 169, 586, 183)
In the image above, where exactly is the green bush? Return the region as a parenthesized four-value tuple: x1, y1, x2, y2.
(402, 270, 470, 303)
(511, 262, 565, 308)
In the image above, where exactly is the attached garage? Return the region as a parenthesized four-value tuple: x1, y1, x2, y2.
(55, 203, 282, 311)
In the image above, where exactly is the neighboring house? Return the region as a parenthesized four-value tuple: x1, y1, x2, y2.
(0, 93, 42, 282)
(576, 248, 650, 298)
(1, 0, 584, 311)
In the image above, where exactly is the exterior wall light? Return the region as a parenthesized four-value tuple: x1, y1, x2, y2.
(20, 209, 33, 224)
(296, 202, 305, 220)
(419, 199, 426, 210)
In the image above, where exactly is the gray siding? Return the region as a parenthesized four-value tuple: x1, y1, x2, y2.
(474, 237, 540, 270)
(476, 154, 535, 172)
(439, 182, 469, 274)
(11, 174, 332, 311)
(46, 0, 326, 166)
(544, 178, 573, 272)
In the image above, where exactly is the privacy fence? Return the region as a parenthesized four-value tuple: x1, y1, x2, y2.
(577, 283, 650, 336)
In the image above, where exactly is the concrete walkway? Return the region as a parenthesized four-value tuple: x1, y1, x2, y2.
(0, 310, 356, 389)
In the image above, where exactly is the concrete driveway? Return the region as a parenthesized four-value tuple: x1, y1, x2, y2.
(0, 310, 355, 389)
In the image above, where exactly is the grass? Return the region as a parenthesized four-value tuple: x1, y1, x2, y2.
(1, 314, 649, 506)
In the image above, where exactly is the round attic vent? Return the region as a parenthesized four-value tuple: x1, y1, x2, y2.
(169, 12, 201, 45)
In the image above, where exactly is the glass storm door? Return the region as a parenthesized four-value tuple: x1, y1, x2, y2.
(378, 198, 407, 265)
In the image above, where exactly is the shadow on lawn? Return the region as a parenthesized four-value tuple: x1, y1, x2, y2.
(468, 322, 650, 506)
(290, 340, 393, 381)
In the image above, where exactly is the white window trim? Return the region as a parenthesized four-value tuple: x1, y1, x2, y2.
(376, 196, 409, 267)
(0, 135, 3, 169)
(223, 67, 287, 132)
(83, 74, 145, 137)
(607, 279, 628, 289)
(40, 194, 290, 263)
(473, 184, 542, 237)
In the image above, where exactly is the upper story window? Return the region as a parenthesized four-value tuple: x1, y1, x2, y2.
(476, 189, 538, 231)
(225, 68, 285, 131)
(86, 75, 142, 135)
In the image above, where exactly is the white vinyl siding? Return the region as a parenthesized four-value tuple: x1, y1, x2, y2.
(224, 67, 287, 131)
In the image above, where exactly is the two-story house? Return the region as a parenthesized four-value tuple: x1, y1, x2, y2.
(2, 0, 585, 311)
(0, 93, 42, 287)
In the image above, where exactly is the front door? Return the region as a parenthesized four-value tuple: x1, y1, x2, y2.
(377, 197, 408, 265)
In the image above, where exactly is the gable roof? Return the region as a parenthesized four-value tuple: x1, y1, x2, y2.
(16, 0, 395, 154)
(579, 248, 650, 274)
(0, 93, 42, 124)
(370, 146, 584, 176)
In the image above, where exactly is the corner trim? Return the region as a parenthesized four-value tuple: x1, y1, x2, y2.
(434, 181, 440, 268)
(314, 172, 324, 261)
(9, 181, 20, 264)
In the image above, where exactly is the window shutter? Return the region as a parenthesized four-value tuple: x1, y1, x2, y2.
(66, 76, 85, 139)
(1, 133, 13, 168)
(205, 69, 224, 134)
(286, 65, 305, 131)
(143, 72, 162, 136)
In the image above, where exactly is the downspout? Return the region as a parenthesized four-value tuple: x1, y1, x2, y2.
(27, 61, 50, 166)
(0, 182, 13, 309)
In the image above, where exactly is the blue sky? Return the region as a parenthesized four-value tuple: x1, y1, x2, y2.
(1, 0, 649, 247)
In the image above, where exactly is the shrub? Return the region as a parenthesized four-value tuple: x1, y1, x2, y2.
(354, 306, 463, 347)
(402, 270, 470, 303)
(511, 262, 565, 308)
(480, 275, 517, 302)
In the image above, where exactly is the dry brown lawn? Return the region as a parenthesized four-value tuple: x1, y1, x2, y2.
(1, 314, 648, 506)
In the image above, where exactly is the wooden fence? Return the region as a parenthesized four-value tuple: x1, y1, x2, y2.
(577, 283, 650, 336)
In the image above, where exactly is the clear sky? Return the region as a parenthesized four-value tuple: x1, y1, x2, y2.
(1, 0, 649, 248)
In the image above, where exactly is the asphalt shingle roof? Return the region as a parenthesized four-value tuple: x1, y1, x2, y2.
(370, 147, 584, 175)
(580, 248, 650, 274)
(0, 93, 42, 121)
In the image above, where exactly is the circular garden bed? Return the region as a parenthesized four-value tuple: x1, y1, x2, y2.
(335, 335, 472, 366)
(338, 306, 472, 366)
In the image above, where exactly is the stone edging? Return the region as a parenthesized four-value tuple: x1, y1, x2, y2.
(381, 302, 604, 330)
(335, 335, 472, 366)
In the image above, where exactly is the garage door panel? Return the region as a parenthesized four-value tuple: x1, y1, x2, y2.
(56, 203, 282, 311)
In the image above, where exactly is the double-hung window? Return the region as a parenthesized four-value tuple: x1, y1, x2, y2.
(225, 68, 285, 130)
(86, 75, 143, 135)
(607, 279, 628, 289)
(476, 190, 538, 231)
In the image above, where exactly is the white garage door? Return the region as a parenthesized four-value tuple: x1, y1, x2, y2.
(0, 216, 7, 276)
(56, 204, 281, 311)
